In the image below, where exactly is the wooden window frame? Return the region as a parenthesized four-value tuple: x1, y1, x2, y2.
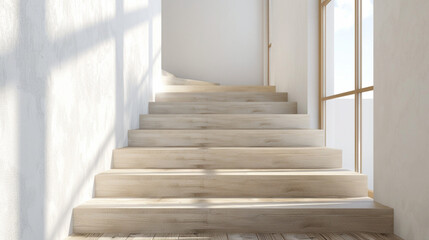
(319, 0, 374, 174)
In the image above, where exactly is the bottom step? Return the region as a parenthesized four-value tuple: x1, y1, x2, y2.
(73, 198, 393, 234)
(66, 233, 402, 240)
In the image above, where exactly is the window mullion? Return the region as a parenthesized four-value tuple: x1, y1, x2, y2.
(355, 0, 363, 173)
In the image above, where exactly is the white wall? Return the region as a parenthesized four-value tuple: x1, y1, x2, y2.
(307, 0, 320, 129)
(271, 0, 308, 114)
(270, 0, 319, 127)
(162, 0, 320, 126)
(162, 0, 264, 86)
(374, 0, 429, 239)
(0, 0, 161, 239)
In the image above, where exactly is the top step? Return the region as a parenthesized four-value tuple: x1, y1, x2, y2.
(159, 85, 276, 93)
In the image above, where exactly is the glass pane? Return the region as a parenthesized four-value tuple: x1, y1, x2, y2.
(325, 0, 355, 96)
(326, 95, 355, 171)
(362, 0, 374, 88)
(362, 91, 374, 191)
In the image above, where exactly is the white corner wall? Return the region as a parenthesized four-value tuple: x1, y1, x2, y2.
(162, 0, 320, 125)
(270, 0, 319, 128)
(0, 0, 161, 239)
(307, 0, 320, 129)
(162, 0, 265, 86)
(374, 0, 429, 239)
(271, 0, 308, 114)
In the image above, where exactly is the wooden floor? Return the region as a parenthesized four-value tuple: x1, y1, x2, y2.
(66, 233, 402, 240)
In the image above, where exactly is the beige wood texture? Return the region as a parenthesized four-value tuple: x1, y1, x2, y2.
(128, 129, 324, 147)
(177, 233, 228, 240)
(112, 147, 342, 169)
(127, 234, 155, 240)
(94, 169, 367, 198)
(65, 234, 103, 240)
(305, 233, 325, 240)
(228, 234, 258, 240)
(72, 198, 392, 234)
(99, 233, 129, 239)
(66, 233, 402, 240)
(256, 234, 272, 240)
(270, 233, 284, 240)
(148, 102, 297, 114)
(139, 114, 310, 129)
(159, 85, 276, 93)
(153, 234, 179, 240)
(282, 233, 311, 240)
(178, 233, 198, 240)
(155, 92, 288, 102)
(195, 233, 228, 240)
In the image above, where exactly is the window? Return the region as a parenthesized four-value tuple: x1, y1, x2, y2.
(320, 0, 374, 192)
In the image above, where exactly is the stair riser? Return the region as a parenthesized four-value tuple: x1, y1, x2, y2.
(148, 102, 297, 114)
(95, 175, 367, 198)
(128, 130, 324, 147)
(139, 114, 309, 129)
(73, 208, 393, 234)
(112, 148, 342, 169)
(159, 86, 276, 93)
(155, 92, 288, 102)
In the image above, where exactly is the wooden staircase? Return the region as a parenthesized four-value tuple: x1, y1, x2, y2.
(72, 83, 393, 234)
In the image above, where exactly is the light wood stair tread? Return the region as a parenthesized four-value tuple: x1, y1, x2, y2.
(159, 85, 276, 93)
(128, 129, 324, 147)
(139, 114, 310, 129)
(99, 169, 361, 176)
(73, 198, 392, 233)
(66, 233, 402, 240)
(114, 146, 338, 151)
(128, 129, 324, 133)
(155, 92, 288, 102)
(94, 168, 367, 198)
(149, 102, 297, 114)
(112, 147, 342, 169)
(77, 197, 389, 210)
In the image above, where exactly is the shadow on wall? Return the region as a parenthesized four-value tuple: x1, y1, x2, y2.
(0, 0, 160, 239)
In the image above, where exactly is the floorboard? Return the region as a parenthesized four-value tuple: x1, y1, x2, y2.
(66, 233, 402, 240)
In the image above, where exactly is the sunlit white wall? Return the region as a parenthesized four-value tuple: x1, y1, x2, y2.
(0, 3, 20, 238)
(0, 0, 19, 55)
(0, 0, 161, 239)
